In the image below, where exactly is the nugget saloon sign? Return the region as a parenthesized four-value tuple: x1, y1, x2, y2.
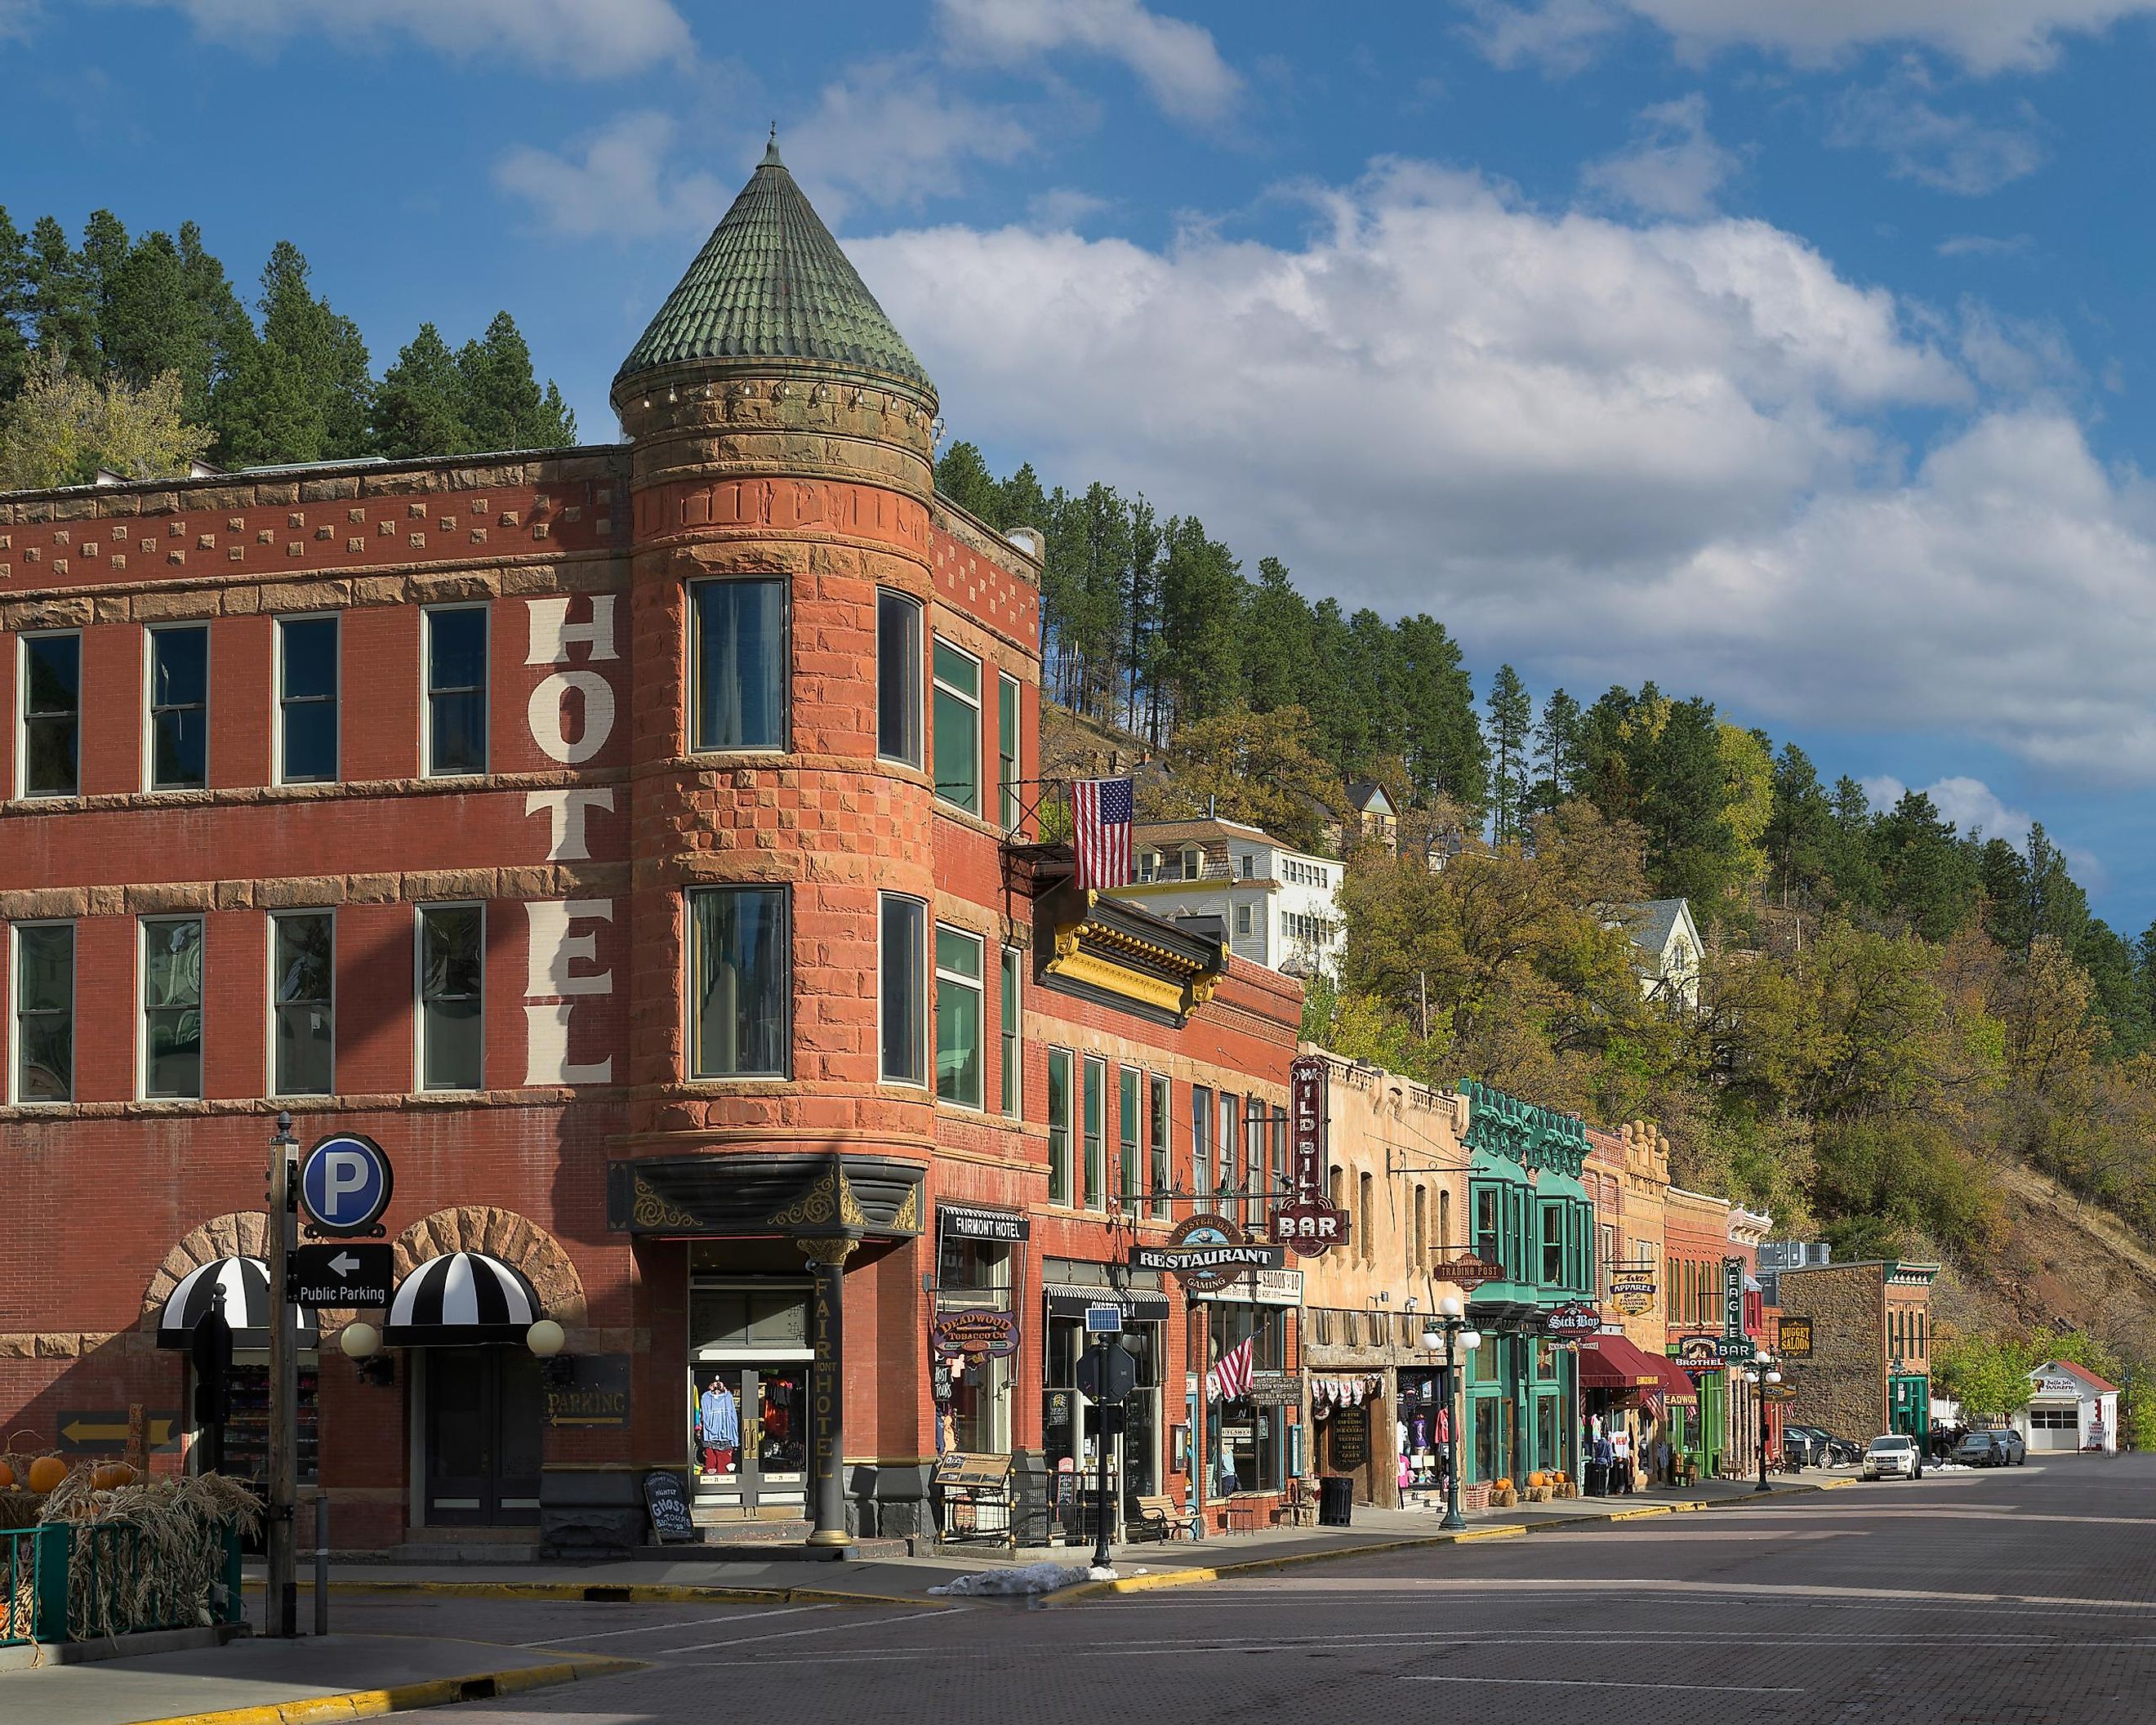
(1131, 1213, 1285, 1295)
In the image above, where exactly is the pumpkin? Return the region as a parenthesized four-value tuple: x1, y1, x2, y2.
(91, 1462, 136, 1491)
(1494, 1476, 1512, 1493)
(1527, 1470, 1545, 1488)
(26, 1455, 68, 1494)
(0, 1460, 13, 1489)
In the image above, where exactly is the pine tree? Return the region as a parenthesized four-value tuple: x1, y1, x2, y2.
(0, 207, 30, 402)
(371, 323, 469, 458)
(1395, 614, 1486, 815)
(212, 241, 372, 465)
(176, 223, 252, 426)
(1484, 664, 1531, 844)
(27, 216, 94, 375)
(934, 440, 1004, 523)
(1530, 687, 1582, 814)
(457, 311, 573, 451)
(1764, 743, 1833, 908)
(1241, 557, 1312, 718)
(78, 209, 131, 374)
(1153, 514, 1243, 729)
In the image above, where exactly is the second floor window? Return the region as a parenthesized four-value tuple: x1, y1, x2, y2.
(1047, 1047, 1073, 1206)
(1542, 1206, 1566, 1286)
(877, 590, 923, 765)
(1000, 947, 1022, 1119)
(278, 616, 339, 784)
(425, 607, 488, 776)
(1119, 1067, 1140, 1209)
(689, 886, 789, 1078)
(934, 925, 983, 1108)
(271, 911, 335, 1097)
(932, 640, 980, 814)
(1192, 1085, 1214, 1198)
(691, 578, 786, 752)
(418, 905, 483, 1090)
(141, 916, 204, 1099)
(20, 632, 81, 798)
(1149, 1073, 1170, 1218)
(11, 922, 73, 1103)
(148, 625, 208, 791)
(879, 894, 927, 1085)
(1082, 1055, 1106, 1209)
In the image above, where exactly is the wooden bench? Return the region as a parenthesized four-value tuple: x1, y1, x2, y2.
(1129, 1494, 1195, 1542)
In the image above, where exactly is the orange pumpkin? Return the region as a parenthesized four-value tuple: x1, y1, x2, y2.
(26, 1455, 68, 1494)
(1494, 1476, 1513, 1492)
(91, 1462, 136, 1491)
(0, 1460, 14, 1489)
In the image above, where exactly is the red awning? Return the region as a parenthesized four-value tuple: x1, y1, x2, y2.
(1650, 1355, 1699, 1406)
(1579, 1332, 1668, 1392)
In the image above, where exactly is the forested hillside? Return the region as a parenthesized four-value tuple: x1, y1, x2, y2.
(940, 439, 2156, 1369)
(0, 207, 575, 489)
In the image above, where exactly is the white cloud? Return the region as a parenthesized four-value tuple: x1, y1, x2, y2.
(123, 0, 693, 78)
(848, 162, 2156, 782)
(1027, 187, 1115, 230)
(1829, 69, 2047, 196)
(936, 0, 1241, 123)
(786, 60, 1031, 218)
(495, 113, 732, 241)
(1862, 774, 2102, 879)
(0, 0, 41, 45)
(1463, 0, 2156, 75)
(1581, 93, 1741, 217)
(1937, 234, 2034, 257)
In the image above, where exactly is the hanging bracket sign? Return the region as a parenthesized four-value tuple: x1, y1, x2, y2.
(930, 1310, 1021, 1359)
(1131, 1213, 1284, 1295)
(1547, 1300, 1602, 1339)
(1430, 1255, 1503, 1290)
(1272, 1054, 1351, 1258)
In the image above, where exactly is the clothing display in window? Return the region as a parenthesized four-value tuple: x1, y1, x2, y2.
(698, 1379, 739, 1476)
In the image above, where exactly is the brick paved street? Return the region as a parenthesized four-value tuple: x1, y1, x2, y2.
(299, 1455, 2156, 1725)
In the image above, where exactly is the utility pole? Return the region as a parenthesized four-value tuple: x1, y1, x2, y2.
(266, 1112, 299, 1637)
(1090, 1331, 1115, 1571)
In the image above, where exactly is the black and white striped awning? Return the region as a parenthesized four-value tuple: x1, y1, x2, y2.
(384, 1252, 543, 1345)
(157, 1256, 319, 1352)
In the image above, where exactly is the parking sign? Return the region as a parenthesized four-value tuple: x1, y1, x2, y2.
(299, 1134, 394, 1235)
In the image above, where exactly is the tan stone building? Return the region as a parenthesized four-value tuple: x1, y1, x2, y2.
(1295, 1054, 1472, 1506)
(1775, 1260, 1939, 1446)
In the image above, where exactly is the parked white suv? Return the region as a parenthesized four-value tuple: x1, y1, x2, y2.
(1863, 1433, 1924, 1480)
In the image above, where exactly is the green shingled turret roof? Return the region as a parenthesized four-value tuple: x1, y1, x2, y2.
(614, 136, 933, 396)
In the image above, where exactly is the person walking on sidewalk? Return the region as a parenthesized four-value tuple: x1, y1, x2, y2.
(1611, 1423, 1634, 1494)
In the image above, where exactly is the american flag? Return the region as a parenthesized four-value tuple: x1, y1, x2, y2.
(1072, 778, 1134, 891)
(1207, 1335, 1255, 1403)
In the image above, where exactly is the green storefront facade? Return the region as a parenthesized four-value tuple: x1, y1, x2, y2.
(1459, 1081, 1598, 1487)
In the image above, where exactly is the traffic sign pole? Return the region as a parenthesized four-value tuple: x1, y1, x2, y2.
(267, 1112, 299, 1638)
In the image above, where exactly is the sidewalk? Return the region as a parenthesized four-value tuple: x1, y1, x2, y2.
(242, 1469, 1856, 1608)
(0, 1634, 637, 1725)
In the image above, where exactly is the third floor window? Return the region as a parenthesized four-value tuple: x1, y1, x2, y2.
(277, 616, 339, 784)
(148, 625, 209, 791)
(20, 632, 80, 798)
(932, 639, 980, 814)
(691, 578, 786, 752)
(876, 590, 923, 766)
(425, 607, 488, 776)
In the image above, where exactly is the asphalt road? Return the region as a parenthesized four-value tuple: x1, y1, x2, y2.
(338, 1454, 2156, 1725)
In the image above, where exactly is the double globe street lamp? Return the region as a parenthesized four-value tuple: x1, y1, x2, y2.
(1420, 1294, 1482, 1532)
(1740, 1353, 1784, 1492)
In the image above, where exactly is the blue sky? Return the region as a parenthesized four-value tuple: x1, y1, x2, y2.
(7, 0, 2156, 929)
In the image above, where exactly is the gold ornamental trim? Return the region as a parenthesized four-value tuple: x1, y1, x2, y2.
(766, 1166, 871, 1232)
(630, 1177, 702, 1232)
(796, 1236, 861, 1264)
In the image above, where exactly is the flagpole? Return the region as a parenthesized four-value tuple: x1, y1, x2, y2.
(1192, 1295, 1206, 1536)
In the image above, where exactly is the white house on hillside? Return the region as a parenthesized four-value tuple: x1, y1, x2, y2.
(1618, 898, 1704, 1010)
(1118, 818, 1346, 978)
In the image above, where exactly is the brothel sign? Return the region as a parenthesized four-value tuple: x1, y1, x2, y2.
(1273, 1054, 1351, 1258)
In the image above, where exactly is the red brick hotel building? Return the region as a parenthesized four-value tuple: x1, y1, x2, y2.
(0, 144, 1301, 1553)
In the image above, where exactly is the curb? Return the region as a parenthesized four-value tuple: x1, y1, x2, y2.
(1043, 1477, 1861, 1603)
(243, 1578, 946, 1609)
(123, 1654, 643, 1725)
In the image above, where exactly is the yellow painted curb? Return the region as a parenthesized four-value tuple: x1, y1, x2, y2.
(123, 1654, 643, 1725)
(1044, 1523, 1530, 1604)
(241, 1579, 944, 1610)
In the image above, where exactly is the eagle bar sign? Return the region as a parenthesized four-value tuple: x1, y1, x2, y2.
(1276, 1054, 1350, 1258)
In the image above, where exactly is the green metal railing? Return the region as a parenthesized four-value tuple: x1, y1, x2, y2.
(2, 1522, 242, 1645)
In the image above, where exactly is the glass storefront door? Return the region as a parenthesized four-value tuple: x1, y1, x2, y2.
(687, 1363, 810, 1514)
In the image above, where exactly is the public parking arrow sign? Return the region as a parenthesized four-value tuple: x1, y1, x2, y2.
(289, 1241, 394, 1308)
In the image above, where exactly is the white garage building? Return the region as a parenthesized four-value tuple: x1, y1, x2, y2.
(2015, 1360, 2120, 1453)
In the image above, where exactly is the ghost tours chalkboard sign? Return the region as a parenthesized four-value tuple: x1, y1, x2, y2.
(644, 1469, 696, 1543)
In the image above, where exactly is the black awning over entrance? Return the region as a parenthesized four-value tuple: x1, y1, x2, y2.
(608, 1152, 927, 1239)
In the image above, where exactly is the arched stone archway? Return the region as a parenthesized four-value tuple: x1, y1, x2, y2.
(140, 1210, 270, 1326)
(392, 1207, 587, 1326)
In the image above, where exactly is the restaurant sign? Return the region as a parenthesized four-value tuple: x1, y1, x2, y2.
(1548, 1301, 1602, 1339)
(1276, 1054, 1351, 1258)
(1131, 1213, 1286, 1295)
(931, 1309, 1021, 1358)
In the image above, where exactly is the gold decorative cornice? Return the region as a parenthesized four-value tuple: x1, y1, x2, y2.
(631, 1177, 702, 1232)
(766, 1166, 869, 1232)
(796, 1236, 860, 1264)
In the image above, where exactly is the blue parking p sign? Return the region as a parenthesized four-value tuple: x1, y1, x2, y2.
(300, 1134, 394, 1235)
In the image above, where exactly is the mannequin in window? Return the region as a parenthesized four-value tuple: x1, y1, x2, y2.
(698, 1376, 738, 1477)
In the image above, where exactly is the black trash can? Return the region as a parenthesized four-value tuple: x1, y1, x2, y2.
(1584, 1460, 1609, 1497)
(1318, 1475, 1355, 1527)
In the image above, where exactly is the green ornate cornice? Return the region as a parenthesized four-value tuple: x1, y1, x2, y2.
(1461, 1079, 1589, 1179)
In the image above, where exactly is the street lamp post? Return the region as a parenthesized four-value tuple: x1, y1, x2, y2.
(1741, 1355, 1783, 1493)
(1420, 1295, 1482, 1532)
(265, 1112, 299, 1638)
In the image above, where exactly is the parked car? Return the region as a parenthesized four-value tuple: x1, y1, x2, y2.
(1784, 1426, 1829, 1468)
(1953, 1429, 2028, 1468)
(1863, 1433, 1924, 1480)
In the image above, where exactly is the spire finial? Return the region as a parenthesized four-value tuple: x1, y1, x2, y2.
(764, 123, 782, 167)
